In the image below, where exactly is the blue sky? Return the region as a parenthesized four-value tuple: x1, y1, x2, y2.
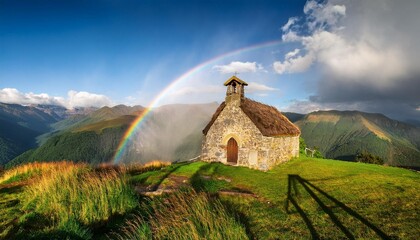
(1, 0, 419, 122)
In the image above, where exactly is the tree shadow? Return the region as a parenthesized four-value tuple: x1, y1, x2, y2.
(285, 174, 390, 239)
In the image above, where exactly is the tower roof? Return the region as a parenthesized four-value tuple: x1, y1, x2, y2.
(223, 76, 248, 86)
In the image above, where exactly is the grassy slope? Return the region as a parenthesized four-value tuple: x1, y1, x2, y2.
(0, 162, 138, 239)
(132, 158, 420, 239)
(11, 103, 217, 167)
(296, 111, 420, 166)
(2, 157, 419, 239)
(7, 126, 126, 168)
(73, 115, 136, 133)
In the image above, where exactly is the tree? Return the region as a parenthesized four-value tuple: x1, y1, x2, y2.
(356, 151, 384, 165)
(299, 137, 307, 155)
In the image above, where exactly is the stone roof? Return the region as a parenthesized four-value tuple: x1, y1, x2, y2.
(203, 98, 300, 137)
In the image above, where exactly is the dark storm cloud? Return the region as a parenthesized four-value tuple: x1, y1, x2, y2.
(279, 0, 420, 122)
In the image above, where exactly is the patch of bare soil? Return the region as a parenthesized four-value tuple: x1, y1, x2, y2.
(135, 175, 190, 197)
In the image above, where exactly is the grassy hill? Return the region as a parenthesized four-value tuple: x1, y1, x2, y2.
(8, 103, 219, 167)
(6, 103, 420, 168)
(1, 157, 419, 239)
(35, 105, 143, 145)
(7, 126, 126, 167)
(0, 103, 71, 165)
(7, 105, 147, 167)
(295, 110, 420, 167)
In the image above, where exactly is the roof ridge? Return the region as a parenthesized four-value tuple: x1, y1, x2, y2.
(203, 98, 300, 136)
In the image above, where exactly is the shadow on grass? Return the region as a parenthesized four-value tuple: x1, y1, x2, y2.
(0, 184, 24, 239)
(0, 184, 23, 195)
(285, 174, 389, 240)
(13, 201, 146, 240)
(15, 230, 87, 240)
(190, 163, 255, 239)
(190, 163, 214, 192)
(217, 197, 255, 240)
(149, 161, 191, 191)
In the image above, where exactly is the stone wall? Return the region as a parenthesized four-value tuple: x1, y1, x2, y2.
(202, 97, 299, 171)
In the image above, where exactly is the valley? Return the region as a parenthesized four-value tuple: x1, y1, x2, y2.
(1, 102, 419, 168)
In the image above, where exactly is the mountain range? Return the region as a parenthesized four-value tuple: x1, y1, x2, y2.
(1, 102, 419, 168)
(0, 103, 98, 165)
(294, 111, 420, 167)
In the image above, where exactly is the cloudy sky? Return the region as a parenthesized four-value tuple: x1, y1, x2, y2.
(0, 0, 419, 122)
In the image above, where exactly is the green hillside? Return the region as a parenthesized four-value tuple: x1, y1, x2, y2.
(8, 105, 147, 167)
(73, 115, 136, 133)
(1, 157, 419, 239)
(34, 105, 139, 145)
(7, 104, 420, 168)
(7, 126, 125, 168)
(9, 103, 218, 167)
(0, 119, 40, 165)
(0, 103, 70, 165)
(295, 111, 420, 167)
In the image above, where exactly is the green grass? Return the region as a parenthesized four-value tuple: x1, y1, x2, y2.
(113, 189, 248, 240)
(131, 157, 420, 239)
(0, 183, 24, 238)
(0, 162, 139, 239)
(1, 157, 419, 239)
(74, 115, 135, 133)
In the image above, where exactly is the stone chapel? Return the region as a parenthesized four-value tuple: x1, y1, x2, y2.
(201, 76, 300, 171)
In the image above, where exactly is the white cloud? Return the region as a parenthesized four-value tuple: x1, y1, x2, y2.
(247, 82, 278, 94)
(282, 99, 361, 114)
(213, 61, 264, 74)
(276, 0, 420, 121)
(303, 0, 346, 31)
(0, 88, 66, 106)
(275, 0, 409, 87)
(67, 90, 112, 108)
(0, 88, 112, 108)
(125, 96, 136, 101)
(273, 53, 314, 74)
(285, 49, 300, 59)
(282, 30, 301, 42)
(281, 17, 298, 32)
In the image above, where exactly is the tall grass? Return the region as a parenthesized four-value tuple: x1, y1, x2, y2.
(123, 160, 171, 175)
(113, 189, 248, 240)
(7, 161, 139, 238)
(0, 161, 76, 184)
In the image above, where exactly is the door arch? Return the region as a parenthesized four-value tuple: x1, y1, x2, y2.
(227, 137, 238, 164)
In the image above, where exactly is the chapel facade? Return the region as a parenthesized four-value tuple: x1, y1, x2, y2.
(201, 76, 300, 171)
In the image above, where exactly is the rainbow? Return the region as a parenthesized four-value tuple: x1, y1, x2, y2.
(112, 40, 284, 163)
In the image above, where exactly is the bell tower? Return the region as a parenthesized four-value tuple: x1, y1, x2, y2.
(224, 76, 248, 105)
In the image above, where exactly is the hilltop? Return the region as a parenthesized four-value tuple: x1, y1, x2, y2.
(1, 157, 419, 239)
(295, 110, 420, 167)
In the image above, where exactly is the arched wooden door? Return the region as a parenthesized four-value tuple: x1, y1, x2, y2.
(227, 138, 238, 164)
